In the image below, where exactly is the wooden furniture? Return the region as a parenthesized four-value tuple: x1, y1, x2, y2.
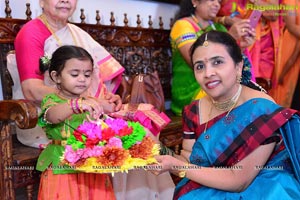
(0, 100, 39, 200)
(0, 3, 183, 199)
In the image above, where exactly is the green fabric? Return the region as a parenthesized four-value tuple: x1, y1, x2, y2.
(36, 93, 87, 174)
(171, 22, 227, 116)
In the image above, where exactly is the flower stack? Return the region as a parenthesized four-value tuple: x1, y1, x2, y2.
(61, 117, 159, 174)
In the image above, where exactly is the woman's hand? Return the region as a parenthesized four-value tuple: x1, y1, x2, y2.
(228, 19, 253, 41)
(150, 155, 186, 176)
(239, 29, 256, 49)
(224, 16, 242, 27)
(105, 92, 123, 111)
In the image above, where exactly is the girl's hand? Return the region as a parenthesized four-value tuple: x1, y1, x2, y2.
(81, 97, 104, 119)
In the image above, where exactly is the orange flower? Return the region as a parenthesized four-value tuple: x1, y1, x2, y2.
(129, 136, 155, 159)
(97, 147, 129, 166)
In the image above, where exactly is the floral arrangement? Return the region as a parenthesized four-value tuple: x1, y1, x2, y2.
(61, 116, 159, 174)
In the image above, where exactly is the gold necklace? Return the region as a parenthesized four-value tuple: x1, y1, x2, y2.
(211, 85, 242, 112)
(39, 14, 78, 46)
(203, 103, 213, 134)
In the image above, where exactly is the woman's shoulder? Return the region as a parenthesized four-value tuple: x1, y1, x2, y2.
(171, 17, 196, 34)
(182, 100, 199, 117)
(241, 86, 276, 104)
(172, 17, 194, 27)
(15, 18, 49, 42)
(18, 18, 46, 33)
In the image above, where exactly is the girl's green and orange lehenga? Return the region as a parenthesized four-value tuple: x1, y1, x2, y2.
(36, 94, 115, 200)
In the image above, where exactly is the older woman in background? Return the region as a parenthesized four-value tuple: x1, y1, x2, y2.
(14, 0, 123, 148)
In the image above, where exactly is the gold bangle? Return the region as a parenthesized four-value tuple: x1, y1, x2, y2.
(178, 170, 186, 178)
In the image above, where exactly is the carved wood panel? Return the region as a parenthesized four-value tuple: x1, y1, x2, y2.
(0, 19, 172, 100)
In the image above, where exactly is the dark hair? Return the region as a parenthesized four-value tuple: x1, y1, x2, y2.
(39, 45, 94, 81)
(190, 30, 243, 65)
(190, 30, 263, 91)
(173, 0, 197, 21)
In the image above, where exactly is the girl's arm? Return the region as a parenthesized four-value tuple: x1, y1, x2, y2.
(45, 97, 104, 124)
(156, 142, 276, 192)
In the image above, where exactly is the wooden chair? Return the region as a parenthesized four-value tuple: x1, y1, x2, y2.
(0, 99, 40, 200)
(0, 45, 41, 200)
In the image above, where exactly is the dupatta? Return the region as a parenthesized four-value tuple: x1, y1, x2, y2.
(43, 23, 124, 97)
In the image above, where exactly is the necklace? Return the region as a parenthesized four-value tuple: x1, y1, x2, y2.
(39, 14, 77, 46)
(203, 103, 213, 134)
(191, 14, 216, 30)
(211, 84, 242, 112)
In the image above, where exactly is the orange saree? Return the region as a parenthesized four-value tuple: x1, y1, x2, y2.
(269, 0, 300, 107)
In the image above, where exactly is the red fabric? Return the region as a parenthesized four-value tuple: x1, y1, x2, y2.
(15, 18, 51, 82)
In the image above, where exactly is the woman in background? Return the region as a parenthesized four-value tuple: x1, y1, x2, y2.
(218, 0, 281, 92)
(269, 0, 300, 109)
(170, 0, 255, 116)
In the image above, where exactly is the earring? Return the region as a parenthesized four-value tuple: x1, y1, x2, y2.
(193, 4, 197, 8)
(236, 74, 242, 83)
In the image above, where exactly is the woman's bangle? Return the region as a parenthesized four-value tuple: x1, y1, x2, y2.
(178, 170, 186, 178)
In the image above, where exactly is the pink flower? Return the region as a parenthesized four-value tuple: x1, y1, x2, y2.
(77, 121, 102, 139)
(81, 146, 104, 158)
(105, 118, 128, 132)
(64, 145, 83, 164)
(107, 137, 123, 148)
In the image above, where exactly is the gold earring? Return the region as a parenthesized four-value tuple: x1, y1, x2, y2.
(236, 74, 242, 83)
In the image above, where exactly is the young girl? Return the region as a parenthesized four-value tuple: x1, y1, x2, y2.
(36, 45, 116, 200)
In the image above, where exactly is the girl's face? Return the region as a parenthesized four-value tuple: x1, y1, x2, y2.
(40, 0, 77, 22)
(192, 0, 221, 20)
(192, 42, 242, 102)
(54, 58, 93, 98)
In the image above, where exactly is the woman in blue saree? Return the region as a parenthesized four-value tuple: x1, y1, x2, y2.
(155, 30, 300, 199)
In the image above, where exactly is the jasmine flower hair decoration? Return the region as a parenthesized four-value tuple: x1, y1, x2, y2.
(40, 55, 51, 66)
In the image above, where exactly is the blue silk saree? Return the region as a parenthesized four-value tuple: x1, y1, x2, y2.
(174, 98, 300, 199)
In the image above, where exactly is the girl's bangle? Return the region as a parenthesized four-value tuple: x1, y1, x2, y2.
(43, 107, 53, 124)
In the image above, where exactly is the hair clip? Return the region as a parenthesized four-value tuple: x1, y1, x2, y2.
(203, 33, 209, 47)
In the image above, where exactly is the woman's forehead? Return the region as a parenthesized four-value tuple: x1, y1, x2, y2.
(193, 42, 228, 57)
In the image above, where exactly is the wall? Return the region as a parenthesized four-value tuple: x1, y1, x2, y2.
(0, 0, 179, 29)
